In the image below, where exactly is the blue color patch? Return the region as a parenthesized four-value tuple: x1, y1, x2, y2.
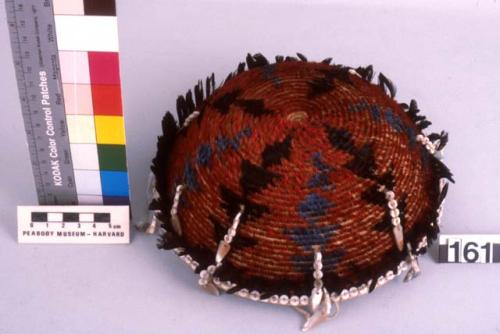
(370, 105, 381, 121)
(312, 152, 330, 171)
(348, 101, 369, 113)
(308, 152, 336, 190)
(183, 161, 199, 190)
(196, 144, 212, 166)
(103, 196, 130, 205)
(384, 108, 404, 133)
(262, 64, 282, 86)
(284, 224, 340, 250)
(405, 125, 417, 148)
(215, 127, 252, 155)
(216, 136, 230, 152)
(100, 171, 129, 197)
(298, 193, 333, 222)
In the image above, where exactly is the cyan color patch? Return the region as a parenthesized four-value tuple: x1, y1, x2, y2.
(100, 171, 129, 196)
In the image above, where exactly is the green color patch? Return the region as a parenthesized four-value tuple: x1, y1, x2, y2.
(97, 144, 127, 171)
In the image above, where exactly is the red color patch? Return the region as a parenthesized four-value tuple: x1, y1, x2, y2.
(88, 52, 120, 85)
(91, 84, 123, 115)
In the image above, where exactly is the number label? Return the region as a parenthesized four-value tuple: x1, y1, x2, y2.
(440, 235, 500, 264)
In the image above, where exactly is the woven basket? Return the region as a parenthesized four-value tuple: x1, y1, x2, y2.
(152, 53, 453, 320)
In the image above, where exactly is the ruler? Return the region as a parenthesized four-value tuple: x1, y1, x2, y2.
(6, 0, 77, 204)
(438, 234, 500, 264)
(6, 0, 130, 206)
(18, 205, 130, 244)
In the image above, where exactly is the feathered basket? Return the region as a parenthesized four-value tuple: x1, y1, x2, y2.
(150, 53, 453, 331)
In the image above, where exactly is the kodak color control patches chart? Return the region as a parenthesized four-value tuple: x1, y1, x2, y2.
(6, 0, 130, 205)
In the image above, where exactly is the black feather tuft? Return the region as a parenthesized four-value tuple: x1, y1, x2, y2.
(378, 72, 397, 98)
(356, 65, 374, 82)
(321, 57, 333, 65)
(296, 52, 308, 61)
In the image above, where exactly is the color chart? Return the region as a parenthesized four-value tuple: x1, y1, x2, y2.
(54, 0, 129, 205)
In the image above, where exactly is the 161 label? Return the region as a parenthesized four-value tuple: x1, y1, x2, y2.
(439, 235, 500, 264)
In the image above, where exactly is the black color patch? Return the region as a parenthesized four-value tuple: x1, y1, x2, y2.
(429, 154, 455, 183)
(325, 126, 356, 154)
(94, 213, 111, 222)
(240, 160, 282, 196)
(308, 67, 352, 98)
(261, 135, 292, 168)
(361, 185, 386, 206)
(210, 214, 258, 250)
(63, 212, 79, 222)
(345, 143, 377, 180)
(84, 0, 116, 15)
(219, 185, 270, 223)
(31, 212, 47, 222)
(235, 99, 274, 117)
(377, 169, 396, 191)
(212, 90, 241, 115)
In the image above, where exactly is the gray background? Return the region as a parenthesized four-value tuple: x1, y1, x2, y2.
(1, 0, 500, 333)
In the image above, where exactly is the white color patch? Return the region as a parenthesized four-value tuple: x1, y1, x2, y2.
(54, 16, 119, 52)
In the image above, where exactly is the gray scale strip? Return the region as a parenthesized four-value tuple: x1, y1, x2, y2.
(6, 0, 77, 204)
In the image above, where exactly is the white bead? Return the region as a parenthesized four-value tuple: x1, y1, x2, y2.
(229, 229, 236, 237)
(238, 289, 249, 297)
(349, 287, 359, 297)
(290, 296, 300, 306)
(359, 284, 368, 295)
(270, 295, 279, 304)
(250, 290, 260, 301)
(313, 262, 323, 271)
(416, 134, 424, 142)
(313, 271, 323, 279)
(224, 235, 231, 243)
(207, 265, 216, 274)
(200, 270, 209, 279)
(386, 270, 395, 280)
(391, 217, 401, 226)
(341, 289, 350, 300)
(400, 262, 409, 272)
(198, 278, 208, 286)
(390, 209, 400, 218)
(385, 191, 395, 200)
(388, 200, 398, 210)
(300, 295, 309, 305)
(330, 292, 338, 301)
(279, 295, 289, 305)
(213, 277, 220, 284)
(377, 276, 386, 285)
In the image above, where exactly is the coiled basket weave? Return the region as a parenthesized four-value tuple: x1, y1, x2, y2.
(151, 53, 453, 330)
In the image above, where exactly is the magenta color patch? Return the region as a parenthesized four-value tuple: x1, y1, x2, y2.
(88, 52, 120, 85)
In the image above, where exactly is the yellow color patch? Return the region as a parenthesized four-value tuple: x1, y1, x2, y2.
(94, 116, 126, 145)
